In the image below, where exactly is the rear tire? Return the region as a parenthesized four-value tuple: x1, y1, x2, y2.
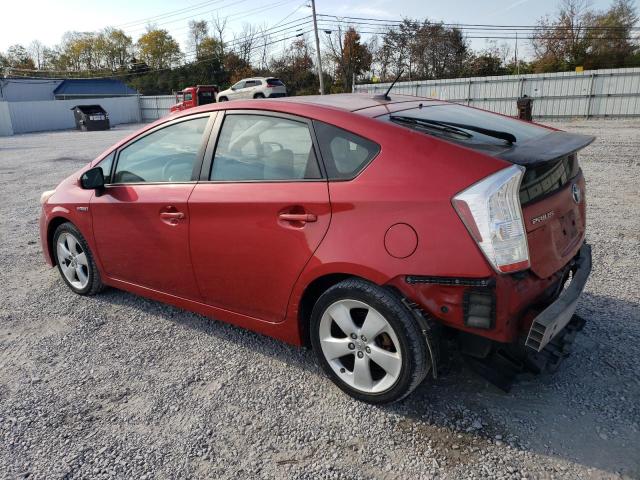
(254, 93, 265, 99)
(310, 278, 430, 404)
(53, 222, 104, 296)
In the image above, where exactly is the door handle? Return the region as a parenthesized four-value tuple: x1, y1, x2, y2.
(160, 211, 185, 225)
(279, 213, 317, 223)
(160, 212, 185, 220)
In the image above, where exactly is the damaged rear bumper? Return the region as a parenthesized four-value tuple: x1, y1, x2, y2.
(525, 243, 592, 352)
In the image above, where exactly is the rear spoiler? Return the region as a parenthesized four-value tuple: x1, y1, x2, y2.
(498, 131, 595, 166)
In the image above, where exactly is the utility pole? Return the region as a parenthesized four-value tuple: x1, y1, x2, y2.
(515, 32, 519, 76)
(311, 0, 325, 95)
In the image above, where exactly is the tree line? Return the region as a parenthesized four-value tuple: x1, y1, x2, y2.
(1, 0, 638, 95)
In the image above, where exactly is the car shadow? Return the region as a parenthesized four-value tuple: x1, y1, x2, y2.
(92, 289, 639, 477)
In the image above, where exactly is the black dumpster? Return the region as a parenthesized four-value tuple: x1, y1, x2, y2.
(516, 95, 533, 121)
(71, 105, 110, 131)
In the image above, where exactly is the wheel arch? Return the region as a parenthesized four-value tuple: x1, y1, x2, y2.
(298, 273, 356, 347)
(297, 272, 440, 379)
(46, 216, 72, 266)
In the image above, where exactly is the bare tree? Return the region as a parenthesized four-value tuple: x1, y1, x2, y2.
(257, 23, 272, 71)
(211, 14, 228, 57)
(233, 23, 259, 66)
(28, 40, 45, 69)
(188, 20, 209, 59)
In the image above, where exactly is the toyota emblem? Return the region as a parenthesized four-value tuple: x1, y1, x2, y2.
(571, 183, 581, 204)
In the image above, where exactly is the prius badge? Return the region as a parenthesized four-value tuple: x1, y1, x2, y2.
(531, 210, 554, 225)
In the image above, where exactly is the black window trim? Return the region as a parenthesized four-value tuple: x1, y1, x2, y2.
(95, 151, 116, 184)
(104, 112, 217, 187)
(198, 109, 328, 184)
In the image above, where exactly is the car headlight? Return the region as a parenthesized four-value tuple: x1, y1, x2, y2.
(40, 190, 56, 205)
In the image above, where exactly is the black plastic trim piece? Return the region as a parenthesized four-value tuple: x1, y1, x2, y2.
(405, 275, 495, 287)
(463, 288, 496, 330)
(525, 243, 592, 352)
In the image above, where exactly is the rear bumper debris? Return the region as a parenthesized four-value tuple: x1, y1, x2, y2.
(525, 243, 592, 352)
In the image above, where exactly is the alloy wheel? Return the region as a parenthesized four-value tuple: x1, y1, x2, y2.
(319, 299, 403, 394)
(56, 232, 89, 290)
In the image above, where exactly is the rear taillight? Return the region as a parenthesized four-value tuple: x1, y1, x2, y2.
(452, 165, 530, 273)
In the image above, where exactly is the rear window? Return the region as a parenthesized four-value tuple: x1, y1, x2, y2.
(382, 104, 549, 152)
(267, 78, 285, 86)
(313, 121, 380, 180)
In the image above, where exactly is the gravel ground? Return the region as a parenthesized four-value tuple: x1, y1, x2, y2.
(0, 119, 639, 479)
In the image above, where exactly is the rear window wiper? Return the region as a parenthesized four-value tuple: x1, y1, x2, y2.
(390, 116, 472, 140)
(390, 115, 516, 145)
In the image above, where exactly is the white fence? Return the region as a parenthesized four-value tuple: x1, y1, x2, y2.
(2, 67, 640, 136)
(140, 95, 176, 122)
(0, 96, 141, 135)
(354, 67, 640, 118)
(0, 102, 12, 136)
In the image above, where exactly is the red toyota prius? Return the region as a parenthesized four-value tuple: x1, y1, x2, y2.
(39, 93, 593, 403)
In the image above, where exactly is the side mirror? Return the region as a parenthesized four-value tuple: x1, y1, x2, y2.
(80, 166, 105, 192)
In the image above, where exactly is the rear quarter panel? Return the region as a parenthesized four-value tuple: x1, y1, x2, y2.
(287, 114, 511, 325)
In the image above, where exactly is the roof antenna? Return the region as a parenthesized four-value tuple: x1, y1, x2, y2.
(374, 69, 404, 101)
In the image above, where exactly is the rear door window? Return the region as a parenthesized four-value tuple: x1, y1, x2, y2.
(211, 114, 322, 181)
(312, 121, 380, 180)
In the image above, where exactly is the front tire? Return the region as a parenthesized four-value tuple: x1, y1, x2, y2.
(310, 279, 430, 404)
(218, 96, 228, 102)
(53, 222, 104, 295)
(253, 93, 265, 99)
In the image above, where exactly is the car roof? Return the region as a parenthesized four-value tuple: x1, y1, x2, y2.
(170, 93, 448, 125)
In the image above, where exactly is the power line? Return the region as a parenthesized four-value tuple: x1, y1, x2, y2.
(316, 19, 640, 41)
(114, 0, 230, 29)
(316, 14, 640, 31)
(122, 0, 298, 35)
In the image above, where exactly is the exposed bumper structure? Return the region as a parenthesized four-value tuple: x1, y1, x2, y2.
(525, 243, 592, 352)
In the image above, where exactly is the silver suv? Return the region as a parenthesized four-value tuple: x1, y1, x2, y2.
(216, 77, 287, 101)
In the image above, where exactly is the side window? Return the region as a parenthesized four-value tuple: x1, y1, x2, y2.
(97, 151, 115, 184)
(184, 92, 193, 101)
(313, 121, 380, 180)
(232, 81, 245, 90)
(113, 116, 209, 184)
(211, 114, 322, 181)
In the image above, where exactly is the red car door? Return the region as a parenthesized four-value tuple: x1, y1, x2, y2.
(189, 111, 331, 322)
(91, 114, 213, 300)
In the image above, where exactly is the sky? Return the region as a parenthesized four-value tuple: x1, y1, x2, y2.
(0, 0, 620, 61)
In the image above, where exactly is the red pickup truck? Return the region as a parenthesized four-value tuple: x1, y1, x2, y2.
(169, 85, 218, 113)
